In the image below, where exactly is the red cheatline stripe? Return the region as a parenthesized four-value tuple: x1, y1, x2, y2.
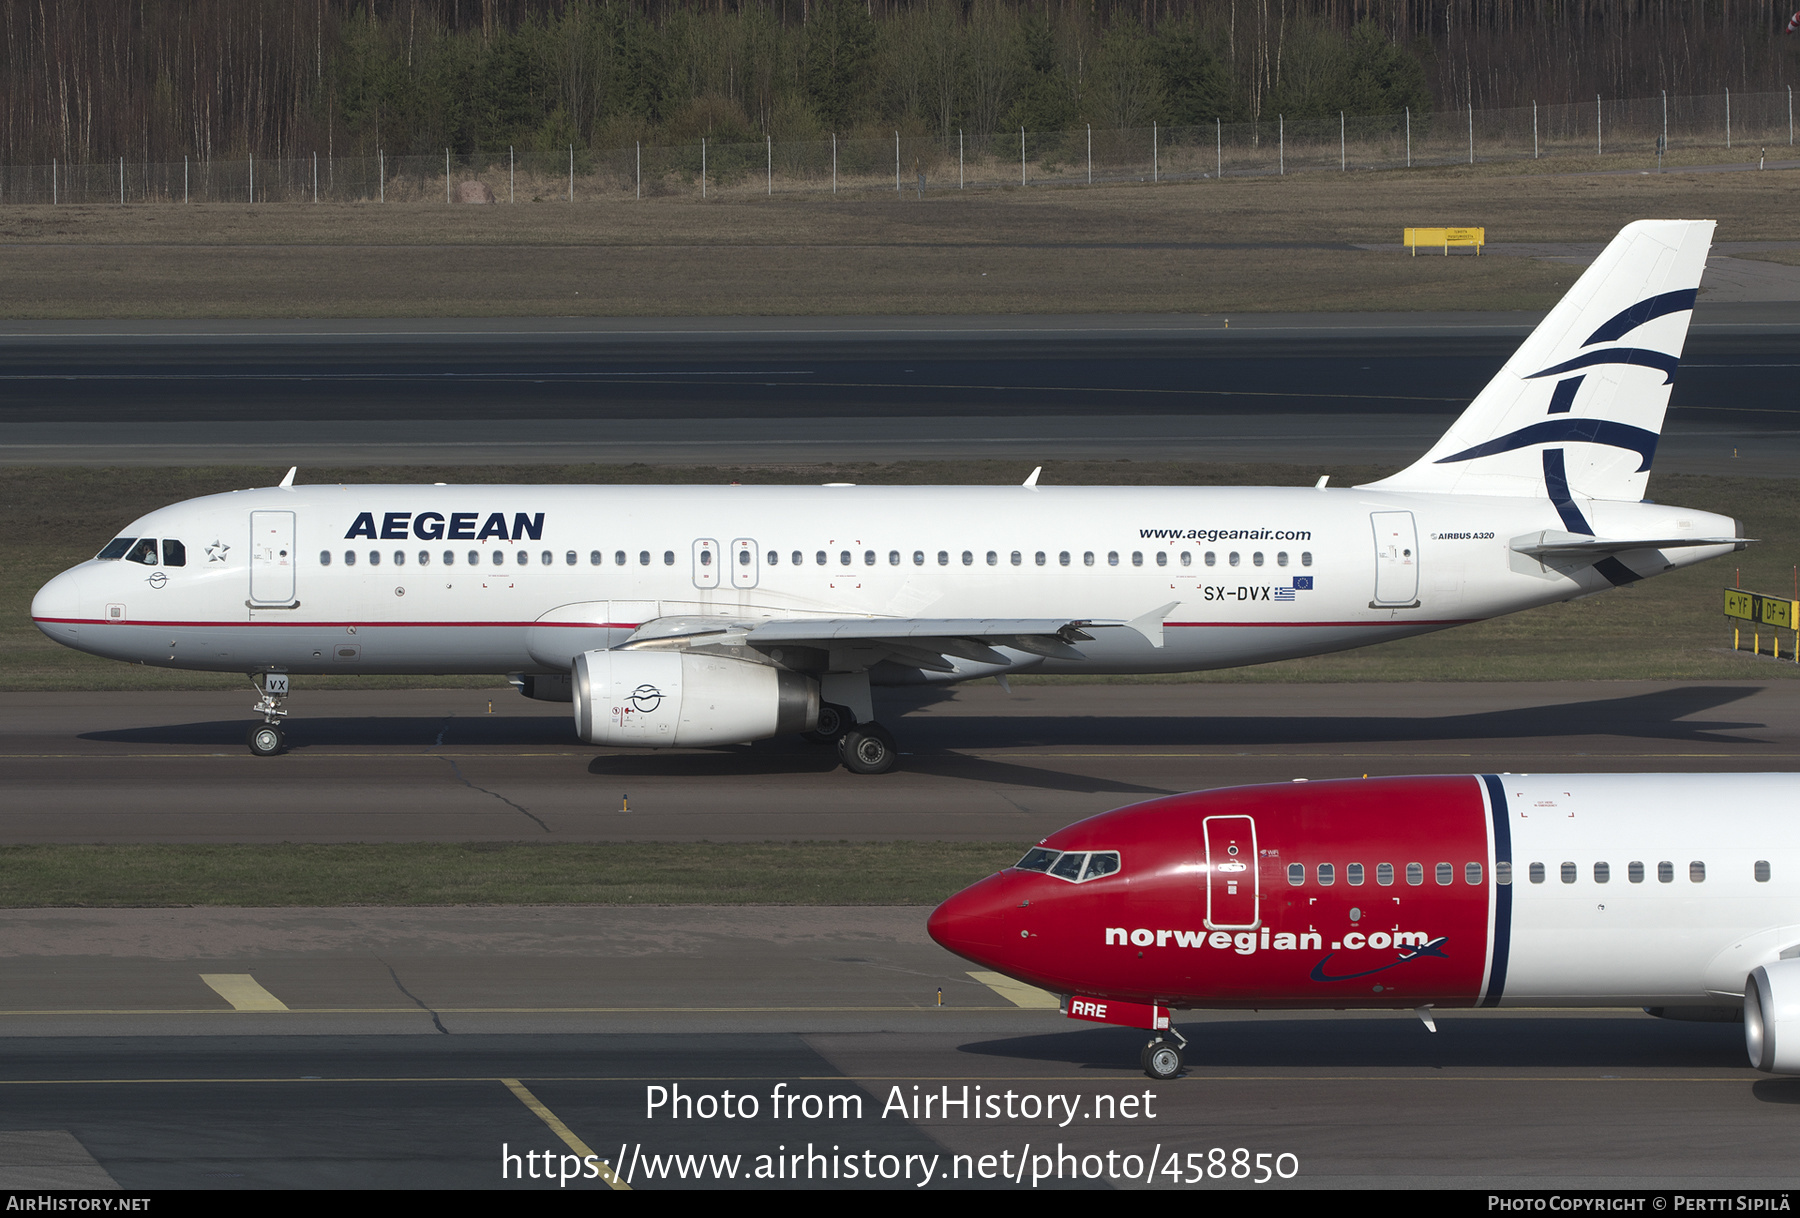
(36, 617, 1474, 631)
(32, 618, 641, 630)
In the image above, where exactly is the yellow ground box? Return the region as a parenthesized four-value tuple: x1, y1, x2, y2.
(1405, 227, 1485, 256)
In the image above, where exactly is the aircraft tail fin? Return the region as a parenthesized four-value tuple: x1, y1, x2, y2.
(1360, 219, 1714, 510)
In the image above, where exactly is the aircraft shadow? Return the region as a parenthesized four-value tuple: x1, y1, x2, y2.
(893, 685, 1771, 750)
(956, 1015, 1749, 1072)
(83, 714, 578, 749)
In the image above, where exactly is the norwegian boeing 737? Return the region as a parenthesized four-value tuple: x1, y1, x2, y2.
(32, 220, 1741, 771)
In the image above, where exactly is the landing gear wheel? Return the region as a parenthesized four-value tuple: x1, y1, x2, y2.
(247, 723, 286, 757)
(836, 723, 898, 774)
(1142, 1037, 1183, 1080)
(803, 702, 854, 746)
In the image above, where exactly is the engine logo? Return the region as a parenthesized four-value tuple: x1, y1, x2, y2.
(629, 684, 664, 713)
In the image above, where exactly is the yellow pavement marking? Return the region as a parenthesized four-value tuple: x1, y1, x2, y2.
(198, 974, 288, 1012)
(502, 1078, 629, 1191)
(967, 970, 1060, 1009)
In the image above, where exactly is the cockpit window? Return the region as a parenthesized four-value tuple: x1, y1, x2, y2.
(124, 539, 159, 565)
(1081, 851, 1121, 881)
(161, 539, 186, 567)
(97, 537, 135, 560)
(1012, 847, 1122, 883)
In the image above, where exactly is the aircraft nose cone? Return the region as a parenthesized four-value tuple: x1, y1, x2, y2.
(31, 567, 84, 642)
(928, 873, 1017, 966)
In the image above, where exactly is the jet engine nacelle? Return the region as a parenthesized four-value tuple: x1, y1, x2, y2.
(1746, 958, 1800, 1073)
(571, 649, 818, 747)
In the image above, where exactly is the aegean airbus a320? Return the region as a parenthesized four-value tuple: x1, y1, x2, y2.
(31, 219, 1741, 772)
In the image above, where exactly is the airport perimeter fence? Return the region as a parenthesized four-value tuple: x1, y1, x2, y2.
(2, 87, 1794, 206)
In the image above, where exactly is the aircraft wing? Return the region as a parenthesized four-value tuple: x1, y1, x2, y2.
(618, 604, 1179, 671)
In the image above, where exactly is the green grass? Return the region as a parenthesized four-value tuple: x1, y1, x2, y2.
(5, 461, 1795, 689)
(0, 841, 1026, 907)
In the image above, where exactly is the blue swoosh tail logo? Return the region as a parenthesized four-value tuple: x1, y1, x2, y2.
(1434, 419, 1659, 472)
(1309, 936, 1450, 984)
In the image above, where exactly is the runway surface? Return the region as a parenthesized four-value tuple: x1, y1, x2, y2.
(3, 307, 1799, 471)
(2, 679, 1795, 843)
(0, 905, 1792, 1190)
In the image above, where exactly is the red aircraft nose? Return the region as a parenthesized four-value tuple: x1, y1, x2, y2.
(928, 871, 1020, 967)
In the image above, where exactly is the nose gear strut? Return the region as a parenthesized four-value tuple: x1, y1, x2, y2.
(247, 672, 289, 756)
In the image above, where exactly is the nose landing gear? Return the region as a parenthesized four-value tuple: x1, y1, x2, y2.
(1141, 1028, 1187, 1080)
(247, 672, 290, 756)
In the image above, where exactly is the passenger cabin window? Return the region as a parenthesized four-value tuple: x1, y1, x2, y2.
(590, 551, 601, 566)
(1528, 862, 1545, 884)
(1229, 552, 1240, 567)
(1561, 862, 1577, 884)
(1628, 861, 1645, 883)
(1346, 863, 1364, 886)
(1491, 861, 1507, 885)
(1594, 862, 1610, 883)
(344, 551, 356, 567)
(1317, 863, 1335, 886)
(1757, 860, 1773, 882)
(1376, 863, 1395, 886)
(1287, 863, 1305, 886)
(320, 550, 332, 566)
(369, 551, 382, 567)
(1690, 861, 1706, 883)
(1204, 551, 1216, 567)
(1301, 552, 1313, 566)
(1436, 863, 1454, 886)
(1465, 862, 1483, 885)
(1658, 861, 1674, 883)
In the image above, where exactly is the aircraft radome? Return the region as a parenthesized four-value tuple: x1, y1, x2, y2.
(32, 220, 1741, 773)
(927, 773, 1800, 1080)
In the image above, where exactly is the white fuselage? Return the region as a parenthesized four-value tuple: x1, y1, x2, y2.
(32, 482, 1738, 681)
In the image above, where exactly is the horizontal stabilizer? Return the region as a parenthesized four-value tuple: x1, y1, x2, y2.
(1510, 530, 1743, 559)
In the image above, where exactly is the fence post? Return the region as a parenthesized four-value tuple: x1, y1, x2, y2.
(1153, 121, 1158, 182)
(1406, 107, 1411, 167)
(313, 151, 318, 202)
(767, 134, 772, 195)
(569, 145, 575, 202)
(446, 148, 451, 203)
(1340, 111, 1345, 170)
(701, 139, 706, 199)
(1534, 101, 1539, 158)
(1087, 123, 1092, 184)
(1467, 104, 1473, 164)
(1216, 117, 1221, 177)
(895, 130, 900, 195)
(379, 149, 384, 203)
(636, 142, 641, 199)
(51, 157, 55, 205)
(510, 146, 515, 202)
(1663, 92, 1668, 157)
(1597, 95, 1602, 155)
(832, 133, 837, 194)
(1021, 126, 1026, 186)
(1727, 87, 1732, 149)
(1790, 86, 1794, 146)
(1279, 115, 1284, 175)
(183, 155, 188, 203)
(248, 154, 253, 204)
(120, 156, 124, 205)
(959, 130, 964, 189)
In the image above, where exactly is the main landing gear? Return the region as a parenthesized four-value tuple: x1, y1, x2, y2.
(1140, 1028, 1187, 1080)
(801, 701, 900, 775)
(247, 672, 290, 756)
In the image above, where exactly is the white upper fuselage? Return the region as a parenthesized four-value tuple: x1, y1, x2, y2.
(31, 481, 1738, 680)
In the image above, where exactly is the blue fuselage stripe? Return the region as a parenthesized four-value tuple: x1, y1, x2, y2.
(1481, 773, 1513, 1007)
